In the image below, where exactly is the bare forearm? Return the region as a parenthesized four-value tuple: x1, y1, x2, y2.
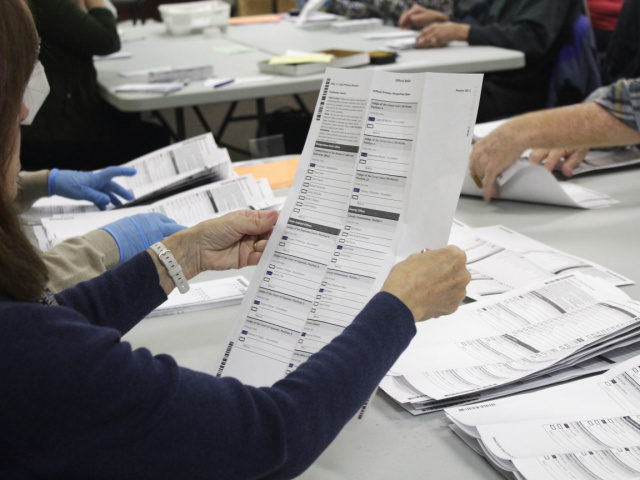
(505, 102, 640, 151)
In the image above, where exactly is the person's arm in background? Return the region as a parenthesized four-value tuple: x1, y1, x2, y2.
(13, 170, 49, 213)
(14, 166, 136, 213)
(43, 213, 184, 292)
(12, 170, 125, 292)
(42, 229, 120, 292)
(415, 0, 569, 52)
(469, 78, 640, 201)
(13, 168, 183, 291)
(28, 0, 120, 56)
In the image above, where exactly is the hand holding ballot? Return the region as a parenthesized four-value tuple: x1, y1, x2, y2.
(152, 209, 279, 295)
(382, 246, 469, 322)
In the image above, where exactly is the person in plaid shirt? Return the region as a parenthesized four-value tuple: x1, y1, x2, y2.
(469, 78, 640, 201)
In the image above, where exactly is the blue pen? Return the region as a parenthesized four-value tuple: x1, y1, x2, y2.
(214, 78, 235, 88)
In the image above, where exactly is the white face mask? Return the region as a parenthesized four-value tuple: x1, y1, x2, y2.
(21, 60, 50, 125)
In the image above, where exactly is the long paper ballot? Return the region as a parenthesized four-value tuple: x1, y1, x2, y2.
(216, 68, 482, 386)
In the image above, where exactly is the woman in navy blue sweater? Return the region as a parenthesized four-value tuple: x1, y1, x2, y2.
(0, 1, 469, 478)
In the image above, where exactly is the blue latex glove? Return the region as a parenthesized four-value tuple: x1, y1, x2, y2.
(48, 166, 137, 210)
(101, 213, 186, 263)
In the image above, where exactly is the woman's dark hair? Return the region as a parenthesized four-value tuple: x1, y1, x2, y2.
(0, 0, 48, 301)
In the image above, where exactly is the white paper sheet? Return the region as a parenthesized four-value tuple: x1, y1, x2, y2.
(94, 51, 133, 61)
(461, 160, 618, 209)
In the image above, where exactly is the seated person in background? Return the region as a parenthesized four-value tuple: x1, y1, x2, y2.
(587, 0, 624, 73)
(469, 77, 640, 201)
(601, 0, 640, 84)
(399, 0, 580, 122)
(14, 167, 184, 292)
(2, 3, 470, 475)
(20, 0, 169, 171)
(326, 0, 453, 25)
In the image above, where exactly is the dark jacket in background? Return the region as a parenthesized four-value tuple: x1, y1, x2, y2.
(456, 0, 581, 121)
(603, 0, 640, 84)
(22, 0, 168, 171)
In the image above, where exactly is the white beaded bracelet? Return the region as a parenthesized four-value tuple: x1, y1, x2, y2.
(150, 242, 190, 294)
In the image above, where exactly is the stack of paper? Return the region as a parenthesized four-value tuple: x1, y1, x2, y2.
(23, 133, 233, 223)
(37, 175, 276, 251)
(380, 273, 640, 414)
(149, 276, 249, 317)
(446, 353, 640, 479)
(449, 220, 633, 299)
(258, 49, 369, 76)
(573, 146, 640, 175)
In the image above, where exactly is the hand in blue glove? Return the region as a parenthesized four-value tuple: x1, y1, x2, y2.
(101, 213, 186, 263)
(48, 166, 137, 210)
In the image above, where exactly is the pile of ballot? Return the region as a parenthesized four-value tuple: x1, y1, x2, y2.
(445, 352, 640, 479)
(25, 133, 279, 316)
(30, 133, 277, 251)
(380, 222, 640, 414)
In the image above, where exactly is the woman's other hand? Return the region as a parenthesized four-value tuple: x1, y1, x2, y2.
(154, 210, 279, 293)
(382, 246, 470, 322)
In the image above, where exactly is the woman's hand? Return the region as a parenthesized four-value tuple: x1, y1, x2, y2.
(152, 210, 278, 294)
(382, 246, 469, 322)
(398, 5, 448, 29)
(529, 147, 589, 177)
(415, 22, 470, 48)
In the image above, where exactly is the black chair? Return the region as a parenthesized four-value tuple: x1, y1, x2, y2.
(112, 0, 146, 24)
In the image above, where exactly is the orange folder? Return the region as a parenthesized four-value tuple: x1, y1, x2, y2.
(234, 157, 300, 190)
(229, 15, 283, 25)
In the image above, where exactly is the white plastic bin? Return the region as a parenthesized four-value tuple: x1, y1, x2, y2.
(159, 1, 230, 35)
